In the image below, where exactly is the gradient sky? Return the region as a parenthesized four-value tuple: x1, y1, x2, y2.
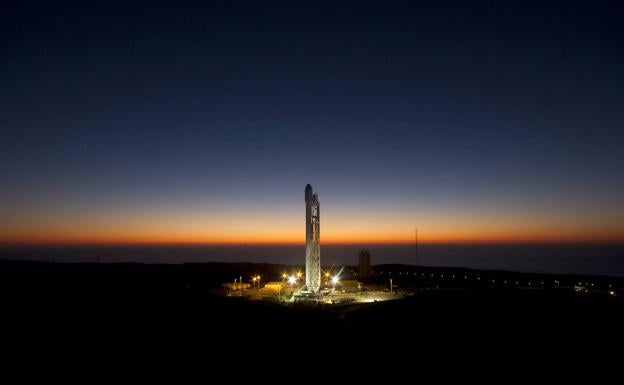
(1, 0, 623, 245)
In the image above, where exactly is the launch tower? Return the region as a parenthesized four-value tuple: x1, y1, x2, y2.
(305, 184, 321, 292)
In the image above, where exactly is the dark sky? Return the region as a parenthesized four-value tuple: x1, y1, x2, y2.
(1, 0, 623, 244)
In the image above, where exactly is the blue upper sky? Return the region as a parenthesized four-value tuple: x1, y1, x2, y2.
(1, 0, 623, 244)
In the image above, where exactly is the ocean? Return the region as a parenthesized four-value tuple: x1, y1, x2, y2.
(1, 243, 623, 277)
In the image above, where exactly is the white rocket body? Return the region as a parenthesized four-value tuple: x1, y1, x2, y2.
(305, 184, 321, 292)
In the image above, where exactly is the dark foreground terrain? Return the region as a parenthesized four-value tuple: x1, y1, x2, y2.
(2, 259, 623, 363)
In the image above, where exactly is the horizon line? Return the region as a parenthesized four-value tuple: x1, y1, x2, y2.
(2, 240, 624, 247)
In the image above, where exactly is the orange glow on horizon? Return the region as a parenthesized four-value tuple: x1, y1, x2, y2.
(2, 205, 623, 246)
(2, 231, 623, 246)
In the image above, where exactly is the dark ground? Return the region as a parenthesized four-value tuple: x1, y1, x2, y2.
(2, 259, 623, 367)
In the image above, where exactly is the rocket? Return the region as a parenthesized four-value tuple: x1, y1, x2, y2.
(305, 184, 321, 292)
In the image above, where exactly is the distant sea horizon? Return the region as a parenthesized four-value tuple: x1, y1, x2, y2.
(1, 243, 624, 277)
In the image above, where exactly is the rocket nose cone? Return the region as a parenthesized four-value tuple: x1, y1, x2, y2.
(305, 184, 313, 202)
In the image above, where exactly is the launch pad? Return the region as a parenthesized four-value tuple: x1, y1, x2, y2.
(222, 183, 408, 305)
